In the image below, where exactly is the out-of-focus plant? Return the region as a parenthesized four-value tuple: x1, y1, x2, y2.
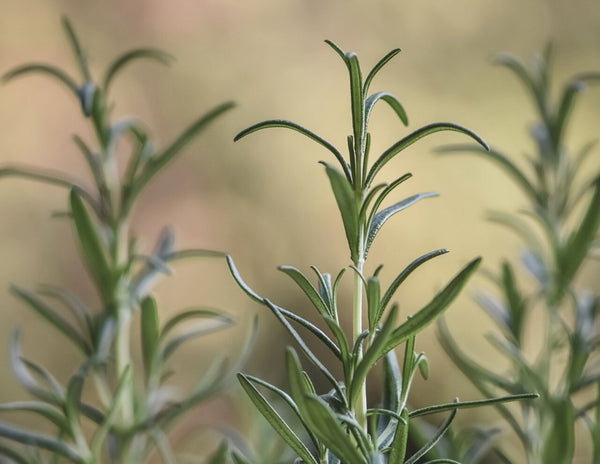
(0, 18, 238, 464)
(437, 46, 600, 464)
(226, 41, 536, 464)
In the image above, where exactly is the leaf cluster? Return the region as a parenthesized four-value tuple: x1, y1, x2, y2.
(0, 17, 237, 464)
(437, 46, 600, 463)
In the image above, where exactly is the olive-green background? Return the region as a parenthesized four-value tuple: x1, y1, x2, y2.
(0, 0, 599, 461)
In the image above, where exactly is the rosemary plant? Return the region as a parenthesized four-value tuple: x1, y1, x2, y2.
(437, 46, 600, 463)
(227, 41, 536, 464)
(0, 18, 237, 464)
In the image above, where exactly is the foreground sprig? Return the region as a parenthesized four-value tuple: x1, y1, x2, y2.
(228, 40, 536, 464)
(0, 17, 238, 464)
(437, 45, 600, 463)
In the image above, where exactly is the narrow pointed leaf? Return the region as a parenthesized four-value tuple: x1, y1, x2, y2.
(162, 308, 230, 337)
(409, 393, 538, 418)
(226, 256, 341, 357)
(0, 402, 68, 430)
(382, 258, 481, 358)
(103, 48, 174, 92)
(365, 92, 408, 127)
(62, 17, 91, 82)
(367, 275, 381, 331)
(350, 305, 398, 408)
(279, 266, 330, 317)
(405, 408, 457, 464)
(323, 162, 359, 262)
(124, 102, 235, 213)
(494, 53, 543, 113)
(0, 165, 99, 213)
(238, 374, 318, 464)
(364, 49, 401, 95)
(2, 63, 79, 95)
(381, 249, 449, 312)
(0, 422, 83, 463)
(234, 119, 351, 181)
(345, 52, 364, 142)
(388, 408, 409, 464)
(368, 122, 488, 187)
(140, 296, 160, 378)
(70, 189, 112, 298)
(11, 286, 90, 355)
(366, 192, 438, 255)
(265, 300, 343, 397)
(162, 317, 233, 360)
(561, 177, 600, 286)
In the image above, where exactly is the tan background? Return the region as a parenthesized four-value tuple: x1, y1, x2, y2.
(0, 0, 599, 461)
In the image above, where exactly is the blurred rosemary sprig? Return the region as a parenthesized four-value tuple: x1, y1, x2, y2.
(227, 40, 536, 464)
(437, 45, 600, 464)
(0, 17, 237, 464)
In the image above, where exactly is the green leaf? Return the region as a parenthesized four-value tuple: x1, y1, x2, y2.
(382, 258, 481, 358)
(405, 408, 457, 464)
(265, 300, 343, 397)
(0, 164, 100, 214)
(161, 308, 230, 337)
(0, 422, 83, 463)
(2, 63, 79, 95)
(380, 249, 449, 312)
(367, 123, 488, 187)
(366, 192, 438, 256)
(409, 393, 538, 418)
(90, 366, 132, 459)
(161, 315, 233, 360)
(140, 296, 160, 378)
(234, 119, 351, 181)
(494, 53, 544, 116)
(279, 266, 331, 317)
(226, 256, 342, 357)
(436, 145, 541, 204)
(367, 275, 382, 331)
(62, 16, 91, 82)
(350, 305, 398, 408)
(345, 52, 364, 144)
(362, 173, 413, 232)
(103, 48, 174, 92)
(388, 408, 409, 464)
(541, 399, 575, 464)
(124, 101, 235, 215)
(322, 162, 360, 262)
(70, 189, 113, 299)
(365, 92, 408, 127)
(303, 395, 366, 464)
(11, 286, 90, 355)
(363, 48, 401, 95)
(238, 374, 318, 464)
(554, 80, 586, 145)
(0, 402, 68, 431)
(205, 441, 229, 464)
(9, 330, 64, 404)
(560, 177, 600, 291)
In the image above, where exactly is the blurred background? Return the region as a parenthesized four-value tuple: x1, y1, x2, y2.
(0, 0, 599, 461)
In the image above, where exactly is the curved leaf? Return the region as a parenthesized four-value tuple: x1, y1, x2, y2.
(380, 249, 449, 312)
(234, 119, 351, 181)
(0, 164, 99, 213)
(70, 189, 113, 300)
(11, 285, 90, 355)
(322, 162, 360, 262)
(366, 192, 438, 256)
(409, 393, 538, 418)
(140, 296, 160, 377)
(62, 16, 91, 82)
(367, 123, 488, 187)
(238, 374, 318, 464)
(365, 92, 408, 127)
(405, 408, 457, 464)
(363, 48, 401, 95)
(103, 48, 174, 92)
(2, 63, 79, 95)
(279, 266, 330, 317)
(382, 257, 481, 358)
(124, 101, 235, 215)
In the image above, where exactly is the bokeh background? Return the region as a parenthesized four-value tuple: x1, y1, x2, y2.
(0, 0, 599, 461)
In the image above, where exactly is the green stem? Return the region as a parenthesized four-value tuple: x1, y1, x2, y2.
(353, 253, 366, 430)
